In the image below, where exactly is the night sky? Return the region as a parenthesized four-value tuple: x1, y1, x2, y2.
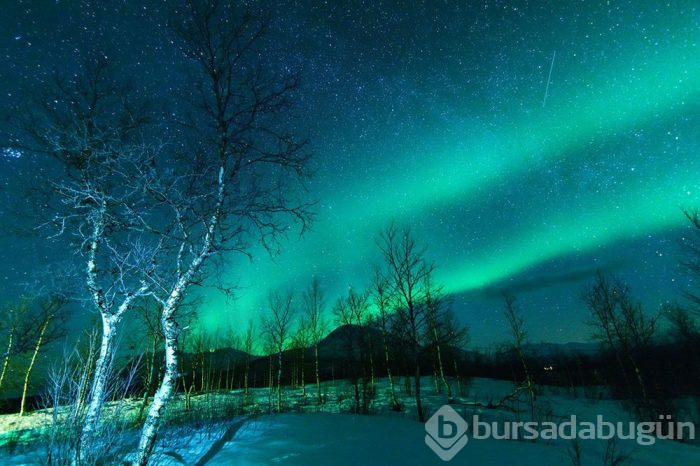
(1, 1, 699, 348)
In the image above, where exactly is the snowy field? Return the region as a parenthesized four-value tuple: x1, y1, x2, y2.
(182, 412, 700, 466)
(2, 377, 699, 465)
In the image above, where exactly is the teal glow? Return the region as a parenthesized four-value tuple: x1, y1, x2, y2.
(195, 2, 700, 345)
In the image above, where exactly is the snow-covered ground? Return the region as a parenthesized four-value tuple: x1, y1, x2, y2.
(2, 377, 699, 465)
(186, 411, 699, 466)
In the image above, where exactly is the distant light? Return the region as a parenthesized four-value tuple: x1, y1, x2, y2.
(2, 148, 22, 158)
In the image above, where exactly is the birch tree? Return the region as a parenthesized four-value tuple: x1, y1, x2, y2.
(4, 54, 156, 458)
(5, 1, 311, 462)
(370, 268, 399, 409)
(502, 294, 536, 422)
(189, 329, 212, 393)
(19, 295, 68, 416)
(133, 1, 312, 462)
(302, 278, 327, 404)
(334, 287, 371, 414)
(376, 224, 434, 422)
(375, 224, 466, 420)
(292, 318, 311, 397)
(681, 209, 700, 313)
(134, 302, 164, 422)
(0, 300, 32, 394)
(584, 272, 658, 420)
(423, 278, 466, 403)
(262, 291, 295, 412)
(243, 320, 255, 399)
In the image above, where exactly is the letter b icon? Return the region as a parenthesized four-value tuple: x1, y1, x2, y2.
(438, 415, 457, 439)
(425, 406, 468, 461)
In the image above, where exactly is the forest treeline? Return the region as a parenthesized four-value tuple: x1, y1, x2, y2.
(2, 214, 700, 432)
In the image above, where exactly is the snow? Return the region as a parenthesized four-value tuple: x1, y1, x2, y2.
(2, 377, 699, 465)
(156, 411, 700, 465)
(206, 413, 561, 465)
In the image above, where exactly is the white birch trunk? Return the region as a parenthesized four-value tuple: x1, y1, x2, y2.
(133, 173, 220, 465)
(383, 340, 398, 407)
(276, 349, 282, 412)
(132, 304, 179, 466)
(0, 328, 14, 391)
(20, 314, 51, 416)
(435, 341, 452, 401)
(314, 344, 321, 404)
(80, 313, 119, 457)
(133, 159, 225, 464)
(244, 355, 249, 398)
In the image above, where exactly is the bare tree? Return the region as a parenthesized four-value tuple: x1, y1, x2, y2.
(302, 277, 327, 404)
(370, 268, 399, 409)
(502, 294, 536, 422)
(584, 271, 658, 420)
(292, 317, 311, 397)
(424, 278, 466, 403)
(3, 54, 155, 457)
(133, 303, 164, 422)
(262, 331, 276, 413)
(334, 287, 371, 414)
(42, 331, 143, 465)
(72, 325, 101, 426)
(663, 302, 697, 342)
(5, 0, 311, 461)
(218, 323, 241, 391)
(243, 320, 255, 399)
(262, 291, 295, 412)
(0, 300, 33, 393)
(19, 295, 68, 416)
(376, 224, 434, 422)
(681, 209, 700, 313)
(189, 329, 214, 393)
(133, 1, 313, 462)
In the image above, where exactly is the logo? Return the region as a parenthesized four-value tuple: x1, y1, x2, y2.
(424, 408, 696, 460)
(424, 405, 468, 461)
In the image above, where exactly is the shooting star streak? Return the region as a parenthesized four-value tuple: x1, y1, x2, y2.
(542, 50, 556, 107)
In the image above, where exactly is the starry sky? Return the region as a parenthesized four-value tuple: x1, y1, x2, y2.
(1, 1, 699, 348)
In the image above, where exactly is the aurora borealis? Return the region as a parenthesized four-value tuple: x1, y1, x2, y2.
(2, 1, 700, 347)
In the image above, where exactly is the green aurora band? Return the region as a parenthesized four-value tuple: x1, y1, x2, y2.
(199, 9, 700, 339)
